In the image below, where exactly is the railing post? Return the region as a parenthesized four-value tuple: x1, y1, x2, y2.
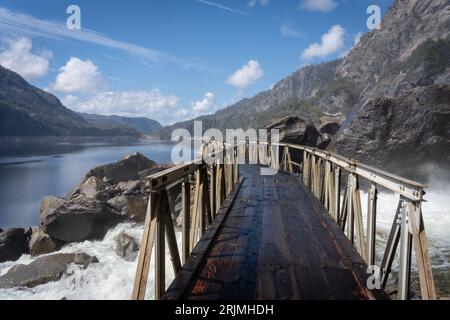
(333, 166, 341, 222)
(398, 199, 412, 300)
(324, 161, 331, 211)
(367, 182, 378, 266)
(182, 178, 190, 264)
(303, 152, 310, 188)
(352, 174, 366, 261)
(210, 164, 216, 217)
(346, 174, 355, 243)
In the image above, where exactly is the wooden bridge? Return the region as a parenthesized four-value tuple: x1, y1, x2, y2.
(131, 141, 436, 300)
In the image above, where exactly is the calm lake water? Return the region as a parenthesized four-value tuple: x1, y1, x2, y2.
(0, 141, 174, 229)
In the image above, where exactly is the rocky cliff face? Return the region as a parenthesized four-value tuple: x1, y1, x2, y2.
(336, 0, 450, 102)
(333, 85, 450, 176)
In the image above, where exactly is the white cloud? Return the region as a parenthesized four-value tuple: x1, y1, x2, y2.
(227, 60, 263, 89)
(63, 88, 180, 123)
(51, 57, 103, 93)
(196, 0, 249, 16)
(0, 37, 52, 80)
(301, 25, 345, 60)
(280, 23, 304, 39)
(0, 7, 204, 69)
(248, 0, 270, 7)
(174, 108, 190, 118)
(192, 92, 216, 113)
(300, 0, 337, 13)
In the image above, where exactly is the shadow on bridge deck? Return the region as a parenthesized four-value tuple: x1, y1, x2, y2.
(164, 165, 389, 300)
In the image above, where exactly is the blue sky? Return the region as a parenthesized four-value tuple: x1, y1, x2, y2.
(0, 0, 392, 125)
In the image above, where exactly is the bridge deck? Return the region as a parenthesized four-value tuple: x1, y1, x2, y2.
(164, 165, 389, 300)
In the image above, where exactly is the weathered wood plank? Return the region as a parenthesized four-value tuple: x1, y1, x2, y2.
(172, 166, 389, 300)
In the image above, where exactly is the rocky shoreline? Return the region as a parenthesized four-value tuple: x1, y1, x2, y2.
(0, 152, 176, 289)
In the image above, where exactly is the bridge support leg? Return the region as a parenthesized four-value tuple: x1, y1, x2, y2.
(182, 179, 191, 264)
(381, 201, 402, 289)
(132, 191, 160, 300)
(398, 200, 412, 300)
(366, 183, 378, 266)
(155, 193, 169, 300)
(408, 201, 437, 300)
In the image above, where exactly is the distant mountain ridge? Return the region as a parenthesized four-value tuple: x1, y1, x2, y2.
(0, 65, 139, 137)
(79, 113, 162, 135)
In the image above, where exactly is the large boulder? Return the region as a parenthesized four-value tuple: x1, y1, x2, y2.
(318, 121, 342, 136)
(40, 196, 124, 243)
(107, 195, 148, 222)
(84, 153, 157, 184)
(115, 232, 139, 261)
(266, 116, 322, 147)
(0, 228, 31, 263)
(67, 176, 111, 201)
(0, 253, 98, 288)
(28, 227, 59, 256)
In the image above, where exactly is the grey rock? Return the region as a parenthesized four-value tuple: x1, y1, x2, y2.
(0, 228, 31, 263)
(40, 196, 124, 243)
(332, 85, 450, 176)
(318, 121, 341, 136)
(107, 195, 148, 222)
(28, 227, 58, 257)
(116, 180, 142, 195)
(67, 176, 110, 201)
(116, 232, 139, 261)
(84, 152, 157, 184)
(266, 116, 322, 147)
(0, 253, 99, 288)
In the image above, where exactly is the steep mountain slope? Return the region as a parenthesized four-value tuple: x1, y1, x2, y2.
(160, 0, 450, 175)
(79, 113, 162, 135)
(161, 59, 360, 138)
(336, 0, 450, 102)
(0, 66, 139, 137)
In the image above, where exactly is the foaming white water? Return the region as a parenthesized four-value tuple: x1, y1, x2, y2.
(357, 186, 450, 296)
(0, 223, 180, 300)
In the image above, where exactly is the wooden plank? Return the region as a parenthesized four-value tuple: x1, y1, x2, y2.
(162, 177, 244, 300)
(155, 192, 169, 300)
(182, 179, 190, 264)
(408, 201, 437, 300)
(165, 207, 182, 276)
(132, 193, 160, 300)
